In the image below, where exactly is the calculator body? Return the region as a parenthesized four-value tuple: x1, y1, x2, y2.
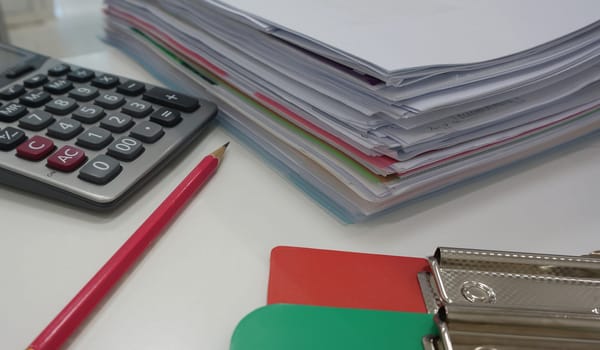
(0, 43, 217, 210)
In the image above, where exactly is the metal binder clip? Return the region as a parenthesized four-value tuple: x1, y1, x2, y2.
(419, 247, 600, 349)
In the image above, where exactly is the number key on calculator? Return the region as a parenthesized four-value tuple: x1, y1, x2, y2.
(0, 43, 217, 209)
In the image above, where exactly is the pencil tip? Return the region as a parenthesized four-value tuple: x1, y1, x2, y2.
(211, 142, 230, 160)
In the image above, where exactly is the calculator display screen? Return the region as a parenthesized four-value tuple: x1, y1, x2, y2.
(0, 47, 26, 72)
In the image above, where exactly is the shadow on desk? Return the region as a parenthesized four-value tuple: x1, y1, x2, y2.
(362, 130, 600, 226)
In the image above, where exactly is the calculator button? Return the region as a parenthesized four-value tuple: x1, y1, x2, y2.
(0, 103, 28, 122)
(72, 105, 105, 124)
(47, 145, 87, 172)
(5, 64, 34, 79)
(122, 100, 153, 118)
(69, 86, 99, 102)
(107, 136, 144, 161)
(95, 93, 125, 109)
(130, 121, 164, 143)
(149, 107, 181, 127)
(45, 97, 78, 115)
(19, 111, 55, 131)
(99, 113, 134, 133)
(24, 74, 49, 88)
(76, 127, 113, 150)
(67, 68, 94, 83)
(116, 80, 145, 96)
(142, 87, 199, 112)
(91, 74, 120, 89)
(44, 79, 74, 94)
(48, 64, 70, 76)
(16, 135, 55, 160)
(19, 89, 52, 108)
(78, 155, 122, 185)
(0, 127, 26, 150)
(0, 84, 25, 100)
(47, 118, 83, 140)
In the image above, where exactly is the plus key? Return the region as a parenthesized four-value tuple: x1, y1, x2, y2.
(142, 87, 199, 112)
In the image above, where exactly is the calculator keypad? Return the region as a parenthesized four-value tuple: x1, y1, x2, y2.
(44, 79, 73, 94)
(69, 86, 99, 102)
(100, 112, 133, 133)
(130, 121, 164, 143)
(15, 135, 55, 160)
(0, 103, 28, 122)
(46, 145, 86, 172)
(150, 107, 181, 127)
(45, 97, 78, 115)
(67, 68, 95, 83)
(24, 74, 48, 88)
(92, 74, 120, 89)
(47, 64, 70, 76)
(122, 100, 153, 118)
(142, 87, 199, 112)
(95, 92, 125, 109)
(107, 136, 144, 161)
(76, 127, 113, 150)
(19, 111, 55, 131)
(20, 90, 52, 108)
(0, 59, 217, 209)
(0, 84, 25, 100)
(78, 155, 122, 185)
(116, 80, 145, 96)
(47, 118, 83, 140)
(72, 105, 105, 123)
(0, 127, 26, 150)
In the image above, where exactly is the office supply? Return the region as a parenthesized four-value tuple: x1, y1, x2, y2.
(268, 246, 428, 313)
(234, 246, 600, 349)
(102, 0, 600, 222)
(231, 304, 437, 350)
(0, 42, 217, 209)
(26, 142, 228, 350)
(421, 247, 600, 349)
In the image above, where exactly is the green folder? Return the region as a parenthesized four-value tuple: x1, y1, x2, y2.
(230, 304, 438, 350)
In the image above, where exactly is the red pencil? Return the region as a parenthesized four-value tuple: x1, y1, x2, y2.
(27, 142, 230, 350)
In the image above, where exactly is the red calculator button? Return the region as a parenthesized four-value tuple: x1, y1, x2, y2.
(47, 145, 86, 172)
(16, 135, 55, 160)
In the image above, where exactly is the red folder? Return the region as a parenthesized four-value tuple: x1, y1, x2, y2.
(267, 246, 429, 313)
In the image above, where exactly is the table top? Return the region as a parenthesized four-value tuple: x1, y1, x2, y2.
(1, 46, 600, 350)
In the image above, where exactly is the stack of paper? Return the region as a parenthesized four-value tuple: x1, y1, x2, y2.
(103, 0, 600, 222)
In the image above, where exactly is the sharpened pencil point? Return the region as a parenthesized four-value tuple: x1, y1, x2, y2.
(211, 142, 230, 161)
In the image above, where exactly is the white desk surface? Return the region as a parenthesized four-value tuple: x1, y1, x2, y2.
(2, 46, 600, 350)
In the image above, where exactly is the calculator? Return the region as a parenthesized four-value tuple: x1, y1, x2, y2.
(0, 43, 217, 209)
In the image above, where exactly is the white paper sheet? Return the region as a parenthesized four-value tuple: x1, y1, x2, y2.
(209, 0, 600, 76)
